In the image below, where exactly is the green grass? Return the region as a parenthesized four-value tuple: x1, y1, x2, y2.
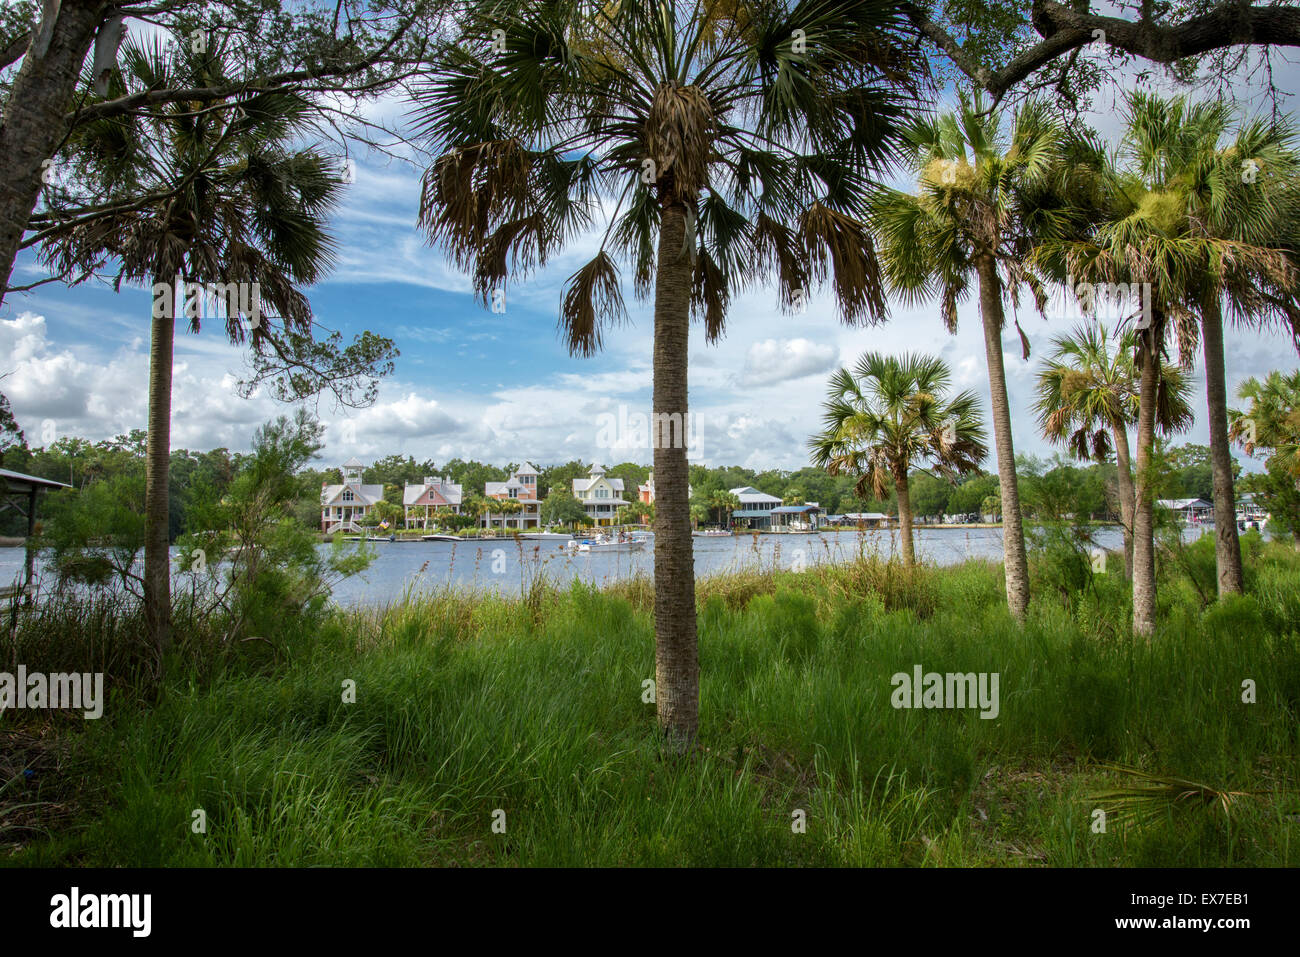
(3, 537, 1299, 866)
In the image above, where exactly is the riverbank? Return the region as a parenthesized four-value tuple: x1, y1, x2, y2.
(3, 534, 1296, 866)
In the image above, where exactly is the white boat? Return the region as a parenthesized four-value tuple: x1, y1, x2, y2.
(518, 530, 573, 542)
(421, 534, 463, 542)
(693, 528, 733, 537)
(566, 533, 648, 553)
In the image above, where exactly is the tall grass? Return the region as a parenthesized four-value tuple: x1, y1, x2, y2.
(4, 543, 1298, 867)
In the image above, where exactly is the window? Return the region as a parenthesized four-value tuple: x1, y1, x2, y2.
(342, 490, 354, 502)
(509, 488, 518, 498)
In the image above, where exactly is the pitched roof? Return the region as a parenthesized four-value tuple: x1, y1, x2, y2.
(1157, 498, 1211, 510)
(574, 476, 625, 493)
(322, 483, 385, 506)
(403, 478, 463, 506)
(342, 456, 364, 468)
(730, 486, 782, 504)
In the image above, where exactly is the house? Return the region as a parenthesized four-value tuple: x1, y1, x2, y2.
(573, 464, 629, 526)
(321, 458, 386, 532)
(840, 512, 891, 529)
(482, 463, 542, 529)
(1156, 497, 1212, 524)
(730, 486, 783, 529)
(770, 503, 823, 531)
(403, 475, 463, 529)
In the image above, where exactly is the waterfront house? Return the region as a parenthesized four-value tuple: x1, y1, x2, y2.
(483, 463, 542, 529)
(730, 486, 783, 530)
(573, 464, 629, 526)
(638, 471, 655, 505)
(403, 475, 464, 528)
(321, 458, 386, 532)
(770, 503, 824, 531)
(1156, 497, 1212, 524)
(840, 512, 891, 528)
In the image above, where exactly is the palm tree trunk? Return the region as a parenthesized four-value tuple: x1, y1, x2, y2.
(895, 471, 916, 567)
(0, 1, 108, 309)
(651, 201, 699, 751)
(1111, 422, 1135, 580)
(1200, 295, 1245, 595)
(1132, 332, 1160, 638)
(144, 273, 175, 657)
(975, 254, 1030, 623)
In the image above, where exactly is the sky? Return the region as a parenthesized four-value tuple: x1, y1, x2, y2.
(1, 26, 1296, 478)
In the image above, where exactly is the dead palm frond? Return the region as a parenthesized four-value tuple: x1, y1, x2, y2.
(1088, 764, 1266, 828)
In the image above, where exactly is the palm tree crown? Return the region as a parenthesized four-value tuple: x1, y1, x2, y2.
(810, 350, 986, 565)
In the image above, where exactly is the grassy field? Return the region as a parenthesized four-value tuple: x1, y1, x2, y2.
(3, 532, 1298, 867)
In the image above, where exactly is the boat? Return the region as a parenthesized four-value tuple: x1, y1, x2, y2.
(344, 533, 396, 542)
(565, 532, 648, 552)
(693, 528, 733, 537)
(421, 534, 463, 542)
(518, 530, 573, 542)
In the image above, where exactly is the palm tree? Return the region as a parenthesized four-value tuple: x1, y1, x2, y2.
(810, 352, 986, 566)
(498, 498, 524, 530)
(1116, 96, 1297, 597)
(1033, 323, 1194, 578)
(1231, 370, 1300, 479)
(1040, 94, 1297, 635)
(707, 489, 740, 529)
(462, 494, 490, 530)
(38, 37, 342, 657)
(782, 488, 805, 505)
(412, 0, 917, 747)
(871, 96, 1080, 621)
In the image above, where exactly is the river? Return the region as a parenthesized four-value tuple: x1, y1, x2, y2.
(1, 524, 1167, 607)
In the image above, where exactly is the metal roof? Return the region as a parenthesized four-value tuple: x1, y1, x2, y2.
(0, 468, 72, 493)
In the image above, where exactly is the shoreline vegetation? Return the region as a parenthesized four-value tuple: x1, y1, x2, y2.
(299, 522, 1116, 545)
(3, 532, 1296, 867)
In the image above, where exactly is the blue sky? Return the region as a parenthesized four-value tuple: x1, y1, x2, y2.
(1, 36, 1294, 475)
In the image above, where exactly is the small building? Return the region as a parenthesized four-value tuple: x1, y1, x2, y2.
(573, 464, 628, 526)
(638, 471, 655, 505)
(1156, 497, 1212, 524)
(840, 512, 891, 529)
(483, 463, 542, 529)
(1, 467, 71, 601)
(730, 486, 783, 530)
(403, 475, 463, 529)
(321, 458, 386, 532)
(770, 503, 823, 531)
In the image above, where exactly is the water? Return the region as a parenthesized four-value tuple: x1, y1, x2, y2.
(1, 524, 1146, 607)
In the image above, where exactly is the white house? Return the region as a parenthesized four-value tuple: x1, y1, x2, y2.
(573, 464, 629, 526)
(483, 463, 543, 529)
(403, 475, 463, 529)
(321, 458, 386, 532)
(1156, 497, 1213, 523)
(729, 486, 783, 529)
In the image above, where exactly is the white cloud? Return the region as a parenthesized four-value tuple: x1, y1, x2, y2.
(739, 337, 839, 387)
